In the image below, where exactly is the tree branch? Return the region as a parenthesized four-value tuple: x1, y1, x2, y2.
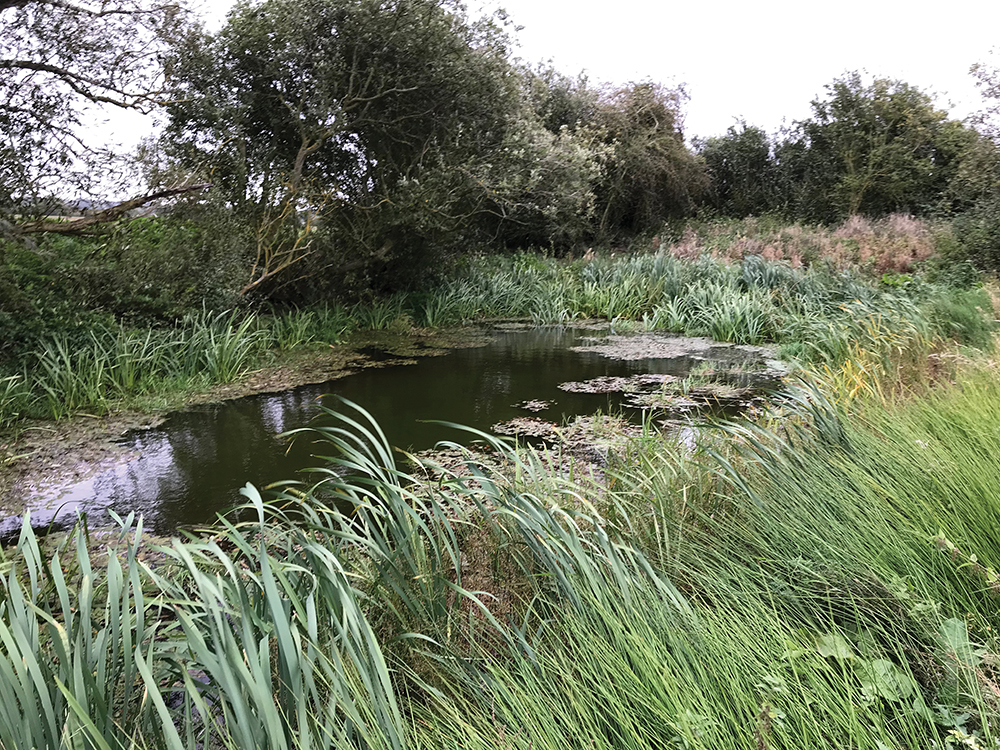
(0, 0, 178, 18)
(16, 182, 211, 234)
(0, 59, 160, 108)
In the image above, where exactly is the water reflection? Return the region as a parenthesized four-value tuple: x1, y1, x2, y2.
(11, 328, 773, 536)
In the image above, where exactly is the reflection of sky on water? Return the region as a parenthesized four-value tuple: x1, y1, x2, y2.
(7, 329, 775, 538)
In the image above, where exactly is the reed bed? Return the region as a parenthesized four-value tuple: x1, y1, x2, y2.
(5, 371, 1000, 747)
(2, 245, 993, 426)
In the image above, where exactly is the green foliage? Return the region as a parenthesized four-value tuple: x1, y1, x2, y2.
(698, 73, 980, 225)
(522, 64, 599, 134)
(9, 375, 1000, 746)
(951, 199, 1000, 272)
(0, 212, 247, 368)
(268, 308, 317, 350)
(0, 517, 171, 749)
(4, 226, 993, 427)
(699, 121, 782, 216)
(22, 310, 267, 420)
(594, 82, 708, 237)
(163, 0, 524, 286)
(792, 72, 973, 220)
(924, 287, 995, 350)
(0, 375, 30, 429)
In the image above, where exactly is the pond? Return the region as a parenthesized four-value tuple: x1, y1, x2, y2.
(7, 326, 786, 537)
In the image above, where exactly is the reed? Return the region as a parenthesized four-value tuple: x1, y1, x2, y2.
(0, 374, 30, 429)
(5, 376, 1000, 746)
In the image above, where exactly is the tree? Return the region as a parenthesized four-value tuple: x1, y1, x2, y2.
(161, 0, 523, 292)
(783, 72, 973, 221)
(942, 59, 1000, 272)
(592, 82, 707, 237)
(522, 64, 599, 135)
(698, 122, 781, 217)
(0, 0, 189, 212)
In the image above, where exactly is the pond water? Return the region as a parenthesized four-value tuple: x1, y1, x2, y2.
(9, 326, 782, 537)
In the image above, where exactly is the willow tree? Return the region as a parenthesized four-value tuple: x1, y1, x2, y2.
(0, 0, 189, 217)
(161, 0, 521, 293)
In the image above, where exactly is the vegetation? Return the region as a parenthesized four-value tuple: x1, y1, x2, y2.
(1, 216, 993, 427)
(699, 73, 976, 222)
(0, 0, 191, 215)
(6, 1, 1000, 310)
(7, 364, 1000, 747)
(7, 4, 1000, 746)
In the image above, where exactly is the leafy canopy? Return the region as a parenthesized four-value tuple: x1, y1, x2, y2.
(0, 0, 189, 212)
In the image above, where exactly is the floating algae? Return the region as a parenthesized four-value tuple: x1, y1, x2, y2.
(511, 399, 555, 412)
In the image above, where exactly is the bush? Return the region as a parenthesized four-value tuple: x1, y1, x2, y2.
(951, 198, 1000, 274)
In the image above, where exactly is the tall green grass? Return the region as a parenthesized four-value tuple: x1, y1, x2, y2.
(5, 377, 1000, 746)
(403, 374, 1000, 749)
(3, 248, 992, 426)
(24, 309, 270, 419)
(0, 375, 30, 429)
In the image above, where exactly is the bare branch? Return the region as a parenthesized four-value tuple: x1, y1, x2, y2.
(17, 182, 211, 234)
(0, 0, 180, 18)
(0, 59, 161, 108)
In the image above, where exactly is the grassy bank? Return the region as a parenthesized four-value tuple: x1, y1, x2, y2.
(5, 355, 1000, 747)
(1, 217, 994, 428)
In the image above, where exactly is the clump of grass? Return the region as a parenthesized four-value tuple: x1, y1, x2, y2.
(0, 516, 171, 749)
(0, 374, 31, 428)
(7, 376, 1000, 746)
(269, 307, 317, 350)
(25, 309, 269, 419)
(352, 294, 408, 331)
(180, 307, 266, 382)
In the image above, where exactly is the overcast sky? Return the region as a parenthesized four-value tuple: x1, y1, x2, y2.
(471, 0, 1000, 139)
(101, 0, 1000, 158)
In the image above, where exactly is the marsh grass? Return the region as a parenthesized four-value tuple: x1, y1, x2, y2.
(269, 307, 318, 350)
(0, 374, 31, 429)
(4, 236, 993, 427)
(12, 309, 270, 420)
(5, 376, 1000, 747)
(0, 515, 171, 749)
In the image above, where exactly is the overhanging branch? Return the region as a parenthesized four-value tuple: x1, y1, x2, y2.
(16, 182, 211, 234)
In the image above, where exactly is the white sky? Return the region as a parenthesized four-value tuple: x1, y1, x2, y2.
(99, 0, 1000, 161)
(474, 0, 1000, 139)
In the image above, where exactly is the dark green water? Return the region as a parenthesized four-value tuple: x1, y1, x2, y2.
(12, 327, 774, 536)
